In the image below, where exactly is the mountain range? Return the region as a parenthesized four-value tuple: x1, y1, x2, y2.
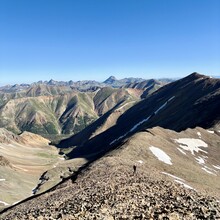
(0, 76, 168, 92)
(0, 73, 220, 219)
(0, 77, 166, 139)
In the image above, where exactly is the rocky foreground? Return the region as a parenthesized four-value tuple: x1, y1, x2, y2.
(1, 157, 220, 220)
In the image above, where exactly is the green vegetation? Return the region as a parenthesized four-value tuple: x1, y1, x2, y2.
(45, 122, 59, 134)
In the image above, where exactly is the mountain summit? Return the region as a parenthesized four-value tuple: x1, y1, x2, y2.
(103, 76, 117, 84)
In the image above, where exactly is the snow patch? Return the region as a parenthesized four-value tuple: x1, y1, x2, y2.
(154, 96, 175, 115)
(177, 148, 186, 155)
(110, 133, 127, 145)
(137, 160, 143, 164)
(161, 172, 195, 190)
(161, 172, 184, 181)
(154, 102, 167, 115)
(59, 157, 65, 161)
(202, 167, 217, 175)
(110, 97, 175, 145)
(174, 180, 195, 190)
(129, 116, 151, 133)
(13, 200, 21, 205)
(195, 157, 205, 165)
(174, 138, 208, 155)
(149, 146, 172, 165)
(213, 165, 220, 170)
(197, 132, 201, 138)
(207, 130, 214, 134)
(0, 179, 6, 181)
(110, 116, 151, 145)
(0, 200, 9, 206)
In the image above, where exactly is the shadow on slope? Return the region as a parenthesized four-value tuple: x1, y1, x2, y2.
(58, 72, 220, 160)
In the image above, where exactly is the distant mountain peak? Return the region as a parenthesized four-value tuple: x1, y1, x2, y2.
(48, 79, 57, 85)
(103, 76, 117, 84)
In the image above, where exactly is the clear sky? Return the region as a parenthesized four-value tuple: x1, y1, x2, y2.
(0, 0, 220, 85)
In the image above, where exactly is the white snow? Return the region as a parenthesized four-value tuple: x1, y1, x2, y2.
(195, 157, 205, 165)
(174, 180, 195, 190)
(174, 138, 208, 155)
(110, 133, 127, 145)
(137, 160, 143, 164)
(0, 200, 9, 206)
(202, 167, 217, 175)
(0, 179, 6, 181)
(161, 172, 195, 190)
(129, 116, 151, 133)
(177, 148, 186, 155)
(13, 200, 21, 205)
(168, 96, 175, 102)
(110, 116, 151, 145)
(110, 97, 175, 145)
(197, 132, 201, 138)
(149, 146, 172, 165)
(213, 165, 220, 170)
(161, 172, 184, 181)
(207, 130, 214, 134)
(154, 102, 167, 114)
(154, 96, 175, 115)
(59, 157, 65, 160)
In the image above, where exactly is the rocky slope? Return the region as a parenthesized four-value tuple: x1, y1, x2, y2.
(1, 126, 220, 219)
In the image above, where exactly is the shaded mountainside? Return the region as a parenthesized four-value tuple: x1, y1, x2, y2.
(0, 87, 141, 137)
(59, 73, 220, 159)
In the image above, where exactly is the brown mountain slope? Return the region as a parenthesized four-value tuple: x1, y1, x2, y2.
(1, 126, 220, 219)
(123, 79, 166, 98)
(0, 87, 140, 137)
(0, 129, 61, 207)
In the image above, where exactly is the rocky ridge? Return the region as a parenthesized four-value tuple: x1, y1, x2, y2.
(1, 157, 220, 219)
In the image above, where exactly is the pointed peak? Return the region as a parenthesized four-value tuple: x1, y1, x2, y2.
(103, 76, 117, 84)
(189, 72, 205, 78)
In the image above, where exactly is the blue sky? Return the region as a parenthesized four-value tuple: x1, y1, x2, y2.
(0, 0, 220, 85)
